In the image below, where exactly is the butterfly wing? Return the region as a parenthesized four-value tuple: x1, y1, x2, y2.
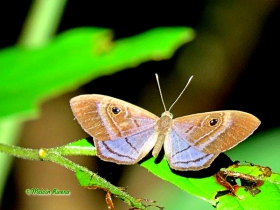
(95, 127, 157, 164)
(173, 111, 260, 154)
(164, 130, 218, 171)
(70, 94, 159, 140)
(70, 94, 159, 164)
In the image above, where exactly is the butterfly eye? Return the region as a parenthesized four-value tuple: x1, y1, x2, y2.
(209, 118, 218, 126)
(112, 106, 121, 115)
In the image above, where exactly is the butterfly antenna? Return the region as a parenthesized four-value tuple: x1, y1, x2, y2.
(155, 73, 167, 111)
(168, 75, 193, 111)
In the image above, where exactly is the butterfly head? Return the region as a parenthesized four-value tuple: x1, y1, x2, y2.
(161, 111, 173, 119)
(156, 73, 193, 120)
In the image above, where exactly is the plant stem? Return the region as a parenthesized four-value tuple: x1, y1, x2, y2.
(0, 143, 148, 209)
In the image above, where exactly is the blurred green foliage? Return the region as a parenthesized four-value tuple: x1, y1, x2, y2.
(0, 27, 194, 121)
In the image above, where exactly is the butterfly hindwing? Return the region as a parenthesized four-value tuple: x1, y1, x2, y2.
(164, 130, 218, 171)
(70, 94, 159, 141)
(95, 127, 157, 164)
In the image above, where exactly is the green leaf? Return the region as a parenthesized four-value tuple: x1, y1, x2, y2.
(141, 157, 221, 206)
(222, 165, 280, 185)
(216, 166, 280, 210)
(66, 139, 94, 148)
(76, 169, 102, 187)
(141, 157, 280, 209)
(140, 129, 280, 209)
(0, 26, 194, 122)
(55, 139, 96, 156)
(75, 169, 148, 210)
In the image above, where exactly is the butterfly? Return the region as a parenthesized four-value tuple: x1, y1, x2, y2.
(70, 75, 260, 171)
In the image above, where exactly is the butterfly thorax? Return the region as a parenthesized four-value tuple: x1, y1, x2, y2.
(152, 111, 173, 158)
(156, 111, 173, 134)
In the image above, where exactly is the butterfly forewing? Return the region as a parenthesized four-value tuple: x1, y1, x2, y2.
(173, 111, 260, 154)
(70, 94, 159, 141)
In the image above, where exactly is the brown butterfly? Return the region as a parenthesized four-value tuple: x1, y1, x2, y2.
(70, 75, 260, 171)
